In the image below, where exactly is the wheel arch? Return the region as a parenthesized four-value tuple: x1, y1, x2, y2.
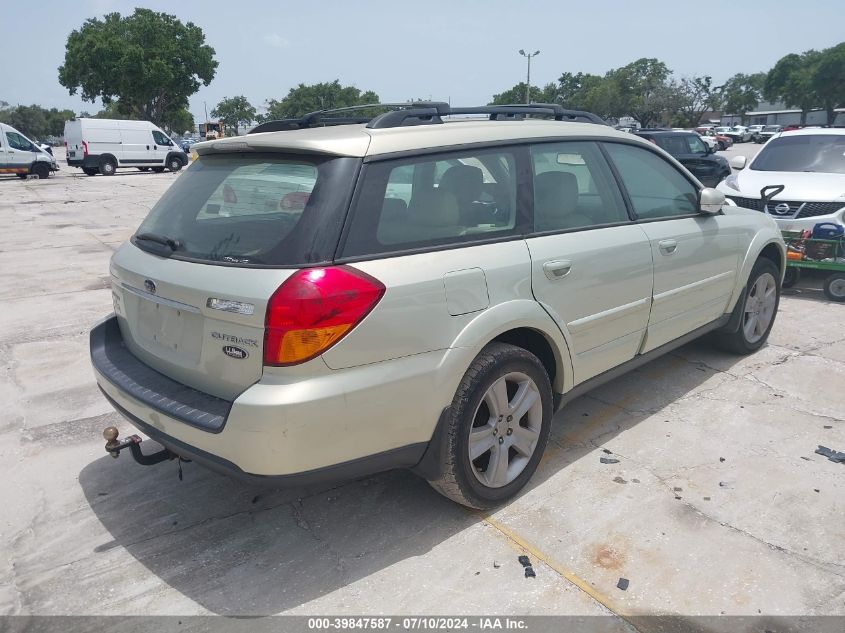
(448, 300, 574, 394)
(727, 233, 786, 313)
(166, 151, 187, 167)
(98, 153, 118, 166)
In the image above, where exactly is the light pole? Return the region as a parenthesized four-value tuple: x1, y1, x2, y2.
(518, 49, 540, 104)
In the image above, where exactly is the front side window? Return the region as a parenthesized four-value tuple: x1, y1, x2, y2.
(751, 134, 845, 174)
(530, 141, 628, 231)
(342, 149, 519, 257)
(604, 143, 698, 220)
(6, 132, 34, 151)
(152, 130, 171, 146)
(134, 153, 358, 266)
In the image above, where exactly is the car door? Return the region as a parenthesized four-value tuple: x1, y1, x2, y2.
(151, 129, 173, 164)
(4, 129, 37, 173)
(603, 142, 740, 353)
(525, 141, 653, 384)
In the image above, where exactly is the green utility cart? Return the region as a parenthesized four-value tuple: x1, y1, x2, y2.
(782, 230, 845, 301)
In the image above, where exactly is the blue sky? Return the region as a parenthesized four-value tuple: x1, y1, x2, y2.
(2, 0, 843, 119)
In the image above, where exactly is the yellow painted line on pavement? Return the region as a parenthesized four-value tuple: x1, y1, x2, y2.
(479, 512, 640, 628)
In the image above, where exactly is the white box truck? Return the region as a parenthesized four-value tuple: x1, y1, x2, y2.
(0, 122, 59, 179)
(64, 118, 188, 176)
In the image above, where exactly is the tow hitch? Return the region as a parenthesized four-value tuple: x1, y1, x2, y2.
(103, 426, 174, 465)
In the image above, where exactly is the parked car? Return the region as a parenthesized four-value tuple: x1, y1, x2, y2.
(724, 125, 753, 143)
(747, 125, 765, 141)
(696, 131, 719, 151)
(0, 122, 59, 179)
(64, 118, 189, 176)
(91, 102, 785, 508)
(635, 130, 731, 187)
(700, 129, 732, 151)
(718, 128, 845, 231)
(754, 125, 782, 143)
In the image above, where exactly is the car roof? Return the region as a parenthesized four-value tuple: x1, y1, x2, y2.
(779, 127, 845, 137)
(195, 119, 645, 159)
(634, 130, 696, 137)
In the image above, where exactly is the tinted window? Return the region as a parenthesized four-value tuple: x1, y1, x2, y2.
(342, 149, 519, 256)
(656, 136, 689, 156)
(751, 134, 845, 174)
(604, 143, 698, 219)
(531, 141, 628, 231)
(134, 153, 358, 266)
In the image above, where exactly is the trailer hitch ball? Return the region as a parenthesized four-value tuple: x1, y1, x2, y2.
(103, 426, 121, 457)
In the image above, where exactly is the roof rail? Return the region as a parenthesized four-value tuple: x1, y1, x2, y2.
(249, 102, 607, 134)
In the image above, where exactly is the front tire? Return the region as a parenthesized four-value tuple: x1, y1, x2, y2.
(32, 163, 50, 179)
(427, 343, 553, 509)
(782, 267, 800, 288)
(714, 258, 781, 354)
(167, 156, 183, 172)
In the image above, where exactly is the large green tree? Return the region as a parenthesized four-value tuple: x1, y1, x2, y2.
(764, 50, 821, 124)
(58, 8, 217, 125)
(264, 81, 379, 119)
(672, 75, 720, 127)
(489, 82, 558, 105)
(609, 58, 672, 127)
(813, 43, 845, 125)
(0, 103, 75, 139)
(211, 95, 256, 135)
(719, 73, 766, 123)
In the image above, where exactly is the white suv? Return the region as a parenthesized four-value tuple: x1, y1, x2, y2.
(718, 128, 845, 231)
(91, 103, 785, 508)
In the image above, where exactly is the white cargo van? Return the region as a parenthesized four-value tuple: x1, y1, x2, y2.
(64, 118, 188, 176)
(0, 122, 58, 179)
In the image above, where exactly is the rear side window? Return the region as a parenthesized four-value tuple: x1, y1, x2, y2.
(604, 143, 698, 220)
(530, 141, 628, 231)
(134, 153, 359, 266)
(342, 148, 520, 257)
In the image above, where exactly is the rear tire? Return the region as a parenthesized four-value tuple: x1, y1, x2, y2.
(99, 158, 116, 176)
(426, 342, 553, 509)
(82, 167, 98, 176)
(713, 258, 780, 354)
(32, 163, 50, 179)
(823, 273, 845, 302)
(137, 167, 150, 172)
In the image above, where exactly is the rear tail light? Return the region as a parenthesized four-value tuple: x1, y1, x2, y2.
(264, 266, 385, 366)
(82, 141, 88, 156)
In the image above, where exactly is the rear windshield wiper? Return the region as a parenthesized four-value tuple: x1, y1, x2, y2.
(135, 232, 183, 251)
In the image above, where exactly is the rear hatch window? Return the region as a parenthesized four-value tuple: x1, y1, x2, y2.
(133, 153, 360, 266)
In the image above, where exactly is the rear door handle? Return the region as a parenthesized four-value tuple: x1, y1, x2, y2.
(543, 259, 572, 281)
(658, 239, 678, 254)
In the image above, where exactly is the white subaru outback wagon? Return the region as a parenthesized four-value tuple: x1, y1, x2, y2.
(91, 103, 785, 508)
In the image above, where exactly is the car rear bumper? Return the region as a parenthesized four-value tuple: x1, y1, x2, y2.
(90, 314, 457, 482)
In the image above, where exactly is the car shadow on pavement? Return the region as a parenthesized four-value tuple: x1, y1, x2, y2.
(78, 338, 742, 615)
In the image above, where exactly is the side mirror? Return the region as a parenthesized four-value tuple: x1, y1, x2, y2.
(699, 188, 725, 215)
(730, 156, 747, 170)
